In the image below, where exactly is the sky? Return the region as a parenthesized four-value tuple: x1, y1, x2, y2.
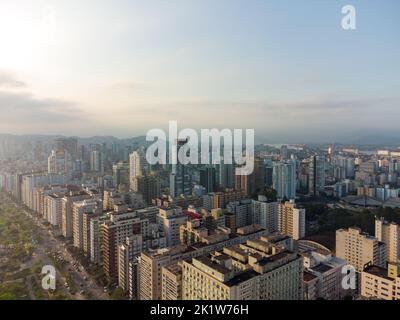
(0, 0, 399, 143)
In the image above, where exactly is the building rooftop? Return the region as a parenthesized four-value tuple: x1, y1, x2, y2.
(224, 270, 259, 287)
(304, 271, 318, 282)
(194, 256, 232, 275)
(313, 263, 334, 274)
(363, 265, 392, 281)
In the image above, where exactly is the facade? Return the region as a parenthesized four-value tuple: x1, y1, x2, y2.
(72, 199, 103, 250)
(118, 235, 144, 292)
(128, 258, 140, 300)
(139, 225, 269, 300)
(101, 209, 144, 280)
(309, 156, 326, 196)
(336, 227, 386, 272)
(226, 200, 252, 229)
(62, 190, 92, 238)
(361, 262, 400, 300)
(272, 160, 296, 200)
(182, 238, 303, 300)
(161, 262, 183, 300)
(134, 173, 161, 205)
(300, 242, 347, 300)
(129, 149, 147, 191)
(170, 139, 192, 197)
(375, 218, 400, 263)
(158, 207, 188, 247)
(278, 200, 306, 240)
(251, 196, 279, 233)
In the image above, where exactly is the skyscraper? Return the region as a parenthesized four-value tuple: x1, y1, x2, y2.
(336, 227, 386, 272)
(129, 148, 147, 191)
(199, 166, 217, 193)
(309, 156, 326, 196)
(375, 218, 400, 264)
(272, 160, 296, 200)
(278, 200, 305, 240)
(170, 139, 192, 197)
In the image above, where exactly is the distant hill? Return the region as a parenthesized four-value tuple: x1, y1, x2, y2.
(0, 133, 149, 146)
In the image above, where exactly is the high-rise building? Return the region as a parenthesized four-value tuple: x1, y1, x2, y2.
(251, 195, 279, 233)
(62, 190, 92, 239)
(128, 258, 140, 300)
(199, 166, 217, 193)
(118, 235, 144, 292)
(336, 227, 386, 273)
(101, 209, 145, 280)
(280, 145, 289, 160)
(226, 200, 252, 229)
(72, 199, 103, 250)
(129, 149, 147, 191)
(278, 200, 305, 240)
(113, 161, 130, 188)
(181, 238, 303, 300)
(55, 137, 78, 159)
(134, 173, 161, 204)
(158, 207, 188, 247)
(90, 150, 104, 173)
(361, 262, 400, 300)
(375, 218, 400, 264)
(48, 150, 72, 174)
(170, 139, 192, 197)
(235, 157, 264, 196)
(139, 225, 269, 300)
(309, 156, 326, 196)
(217, 159, 235, 189)
(273, 160, 296, 200)
(211, 189, 246, 210)
(299, 240, 348, 300)
(161, 262, 183, 300)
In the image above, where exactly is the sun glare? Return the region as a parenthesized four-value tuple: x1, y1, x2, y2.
(0, 6, 56, 70)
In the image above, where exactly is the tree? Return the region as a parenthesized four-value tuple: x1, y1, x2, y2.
(110, 287, 126, 300)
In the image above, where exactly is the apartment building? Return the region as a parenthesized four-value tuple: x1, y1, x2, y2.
(361, 262, 400, 300)
(72, 198, 103, 250)
(336, 227, 386, 272)
(158, 206, 188, 247)
(182, 238, 303, 300)
(278, 200, 306, 240)
(299, 240, 347, 300)
(161, 262, 183, 300)
(139, 225, 269, 300)
(375, 218, 400, 263)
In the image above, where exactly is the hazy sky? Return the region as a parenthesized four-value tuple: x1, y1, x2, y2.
(0, 0, 399, 142)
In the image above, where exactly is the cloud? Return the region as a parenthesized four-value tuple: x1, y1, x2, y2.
(0, 90, 85, 124)
(0, 70, 26, 88)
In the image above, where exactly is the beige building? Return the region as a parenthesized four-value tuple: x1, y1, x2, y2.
(375, 218, 400, 263)
(72, 199, 102, 250)
(139, 225, 269, 300)
(61, 191, 92, 238)
(361, 262, 400, 300)
(158, 206, 188, 247)
(278, 200, 305, 240)
(161, 262, 183, 300)
(336, 227, 386, 272)
(101, 208, 144, 280)
(299, 240, 347, 300)
(118, 235, 143, 292)
(181, 238, 303, 300)
(180, 219, 208, 246)
(44, 192, 65, 227)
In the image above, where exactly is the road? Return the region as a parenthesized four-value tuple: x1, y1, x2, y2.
(1, 193, 109, 300)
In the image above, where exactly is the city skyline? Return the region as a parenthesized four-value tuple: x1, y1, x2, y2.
(0, 0, 399, 142)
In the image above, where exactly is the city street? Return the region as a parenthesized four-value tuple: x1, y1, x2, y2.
(1, 193, 108, 300)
